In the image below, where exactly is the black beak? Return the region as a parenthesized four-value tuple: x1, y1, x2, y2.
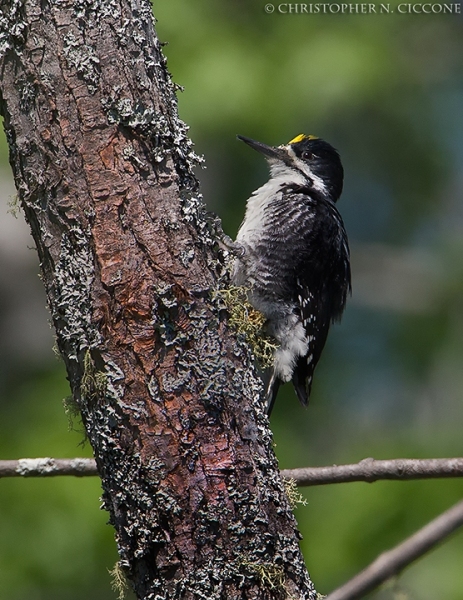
(237, 135, 286, 161)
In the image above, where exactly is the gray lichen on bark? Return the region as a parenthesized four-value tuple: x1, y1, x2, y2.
(0, 1, 317, 598)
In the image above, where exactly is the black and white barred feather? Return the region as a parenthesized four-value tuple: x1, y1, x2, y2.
(232, 134, 351, 415)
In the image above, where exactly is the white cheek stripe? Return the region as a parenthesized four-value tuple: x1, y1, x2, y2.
(293, 156, 327, 194)
(285, 145, 327, 195)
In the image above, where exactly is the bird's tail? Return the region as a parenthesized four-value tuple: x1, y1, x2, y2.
(264, 356, 315, 414)
(291, 356, 315, 407)
(264, 368, 281, 415)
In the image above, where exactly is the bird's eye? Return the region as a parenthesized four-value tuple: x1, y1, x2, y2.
(302, 151, 313, 160)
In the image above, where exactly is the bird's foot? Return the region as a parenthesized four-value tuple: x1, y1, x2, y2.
(219, 234, 246, 257)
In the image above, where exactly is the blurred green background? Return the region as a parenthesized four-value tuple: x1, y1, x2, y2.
(1, 1, 463, 598)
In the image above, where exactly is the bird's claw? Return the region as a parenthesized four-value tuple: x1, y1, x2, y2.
(220, 235, 246, 257)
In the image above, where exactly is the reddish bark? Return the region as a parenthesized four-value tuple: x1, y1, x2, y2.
(0, 1, 316, 598)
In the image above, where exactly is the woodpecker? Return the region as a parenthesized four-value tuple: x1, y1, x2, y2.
(232, 134, 351, 415)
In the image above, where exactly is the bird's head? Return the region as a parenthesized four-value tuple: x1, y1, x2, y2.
(237, 133, 344, 201)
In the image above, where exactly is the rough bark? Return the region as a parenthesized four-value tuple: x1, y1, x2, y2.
(0, 1, 316, 599)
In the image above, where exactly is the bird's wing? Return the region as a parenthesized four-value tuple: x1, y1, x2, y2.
(292, 283, 331, 406)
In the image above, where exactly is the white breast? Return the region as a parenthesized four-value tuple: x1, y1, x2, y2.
(236, 166, 306, 244)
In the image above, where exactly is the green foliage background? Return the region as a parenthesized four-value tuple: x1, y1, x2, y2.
(1, 1, 463, 598)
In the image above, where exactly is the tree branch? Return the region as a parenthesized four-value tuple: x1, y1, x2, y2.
(0, 458, 97, 478)
(325, 498, 463, 600)
(2, 457, 463, 483)
(281, 457, 463, 486)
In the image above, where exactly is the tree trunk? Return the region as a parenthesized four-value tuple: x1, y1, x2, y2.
(0, 1, 316, 598)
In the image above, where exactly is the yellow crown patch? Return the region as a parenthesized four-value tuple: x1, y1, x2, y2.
(288, 134, 319, 144)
